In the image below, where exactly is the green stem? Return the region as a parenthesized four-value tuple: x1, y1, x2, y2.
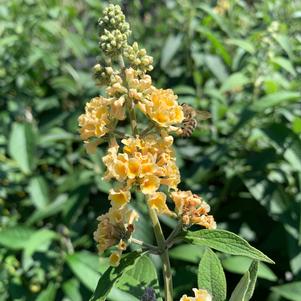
(131, 237, 159, 254)
(166, 222, 182, 245)
(148, 206, 173, 301)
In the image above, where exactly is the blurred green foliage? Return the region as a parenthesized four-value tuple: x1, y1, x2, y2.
(1, 0, 301, 300)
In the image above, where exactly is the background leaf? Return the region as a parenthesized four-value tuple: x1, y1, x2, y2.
(197, 248, 226, 301)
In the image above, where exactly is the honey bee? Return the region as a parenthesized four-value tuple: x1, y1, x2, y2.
(180, 103, 211, 137)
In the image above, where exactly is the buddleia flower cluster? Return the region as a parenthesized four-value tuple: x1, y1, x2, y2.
(78, 4, 216, 268)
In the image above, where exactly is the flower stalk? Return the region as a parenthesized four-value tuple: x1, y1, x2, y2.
(148, 206, 173, 301)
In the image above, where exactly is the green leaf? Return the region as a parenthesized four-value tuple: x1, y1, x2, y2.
(227, 39, 255, 54)
(273, 34, 294, 59)
(229, 271, 250, 301)
(63, 279, 82, 301)
(197, 248, 226, 301)
(197, 26, 231, 65)
(185, 229, 274, 263)
(271, 281, 301, 301)
(36, 283, 57, 301)
(90, 252, 141, 301)
(204, 55, 228, 82)
(222, 256, 277, 281)
(66, 252, 102, 291)
(0, 226, 35, 250)
(220, 73, 249, 93)
(245, 261, 259, 301)
(24, 229, 57, 257)
(292, 117, 301, 134)
(160, 34, 182, 69)
(271, 57, 296, 76)
(251, 91, 300, 111)
(117, 255, 162, 300)
(170, 244, 206, 263)
(229, 261, 259, 301)
(8, 122, 37, 174)
(26, 194, 69, 225)
(27, 176, 50, 209)
(198, 4, 232, 37)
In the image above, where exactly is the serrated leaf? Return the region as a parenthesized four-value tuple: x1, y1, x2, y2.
(198, 248, 226, 301)
(160, 34, 183, 70)
(185, 229, 274, 264)
(222, 256, 277, 281)
(89, 252, 141, 301)
(117, 255, 162, 300)
(271, 281, 301, 301)
(251, 91, 300, 111)
(8, 122, 37, 174)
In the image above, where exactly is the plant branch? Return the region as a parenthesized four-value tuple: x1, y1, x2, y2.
(131, 237, 160, 254)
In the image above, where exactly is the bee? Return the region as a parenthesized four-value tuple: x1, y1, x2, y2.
(180, 103, 211, 137)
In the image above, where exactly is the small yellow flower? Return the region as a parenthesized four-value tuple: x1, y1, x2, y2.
(78, 96, 112, 141)
(109, 251, 121, 267)
(180, 288, 212, 301)
(84, 140, 101, 154)
(147, 192, 173, 215)
(140, 174, 160, 194)
(109, 188, 131, 207)
(128, 157, 141, 179)
(140, 88, 184, 130)
(93, 205, 138, 254)
(111, 96, 126, 120)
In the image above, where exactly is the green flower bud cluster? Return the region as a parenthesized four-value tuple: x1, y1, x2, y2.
(98, 4, 131, 55)
(124, 42, 153, 74)
(93, 64, 119, 86)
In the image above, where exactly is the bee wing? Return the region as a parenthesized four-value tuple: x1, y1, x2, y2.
(195, 110, 211, 120)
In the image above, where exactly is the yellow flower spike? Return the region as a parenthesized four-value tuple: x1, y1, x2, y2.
(109, 251, 121, 267)
(109, 188, 131, 208)
(140, 174, 160, 194)
(179, 288, 212, 301)
(147, 192, 173, 215)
